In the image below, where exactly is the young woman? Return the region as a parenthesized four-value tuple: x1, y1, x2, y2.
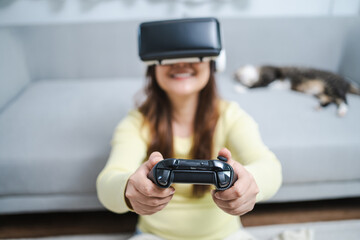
(96, 60, 282, 240)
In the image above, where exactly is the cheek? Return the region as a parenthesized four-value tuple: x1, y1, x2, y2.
(197, 67, 211, 87)
(155, 66, 169, 89)
(155, 66, 165, 79)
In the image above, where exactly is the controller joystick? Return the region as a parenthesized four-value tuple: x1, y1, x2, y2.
(217, 156, 228, 162)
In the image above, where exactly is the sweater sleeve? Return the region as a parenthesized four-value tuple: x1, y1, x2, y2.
(96, 110, 148, 213)
(224, 102, 282, 202)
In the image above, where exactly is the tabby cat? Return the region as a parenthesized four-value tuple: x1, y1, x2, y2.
(235, 65, 360, 117)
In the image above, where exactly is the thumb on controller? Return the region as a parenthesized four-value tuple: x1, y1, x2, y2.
(217, 148, 233, 164)
(218, 148, 239, 182)
(146, 151, 164, 171)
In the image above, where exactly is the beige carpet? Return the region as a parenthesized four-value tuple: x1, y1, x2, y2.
(13, 219, 360, 240)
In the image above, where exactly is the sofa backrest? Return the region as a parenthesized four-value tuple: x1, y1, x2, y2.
(2, 17, 360, 83)
(222, 17, 360, 75)
(338, 22, 360, 85)
(13, 21, 145, 81)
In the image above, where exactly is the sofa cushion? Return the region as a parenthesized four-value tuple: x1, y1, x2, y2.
(217, 76, 360, 185)
(0, 79, 143, 196)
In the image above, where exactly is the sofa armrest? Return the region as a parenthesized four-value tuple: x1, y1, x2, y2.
(0, 28, 30, 112)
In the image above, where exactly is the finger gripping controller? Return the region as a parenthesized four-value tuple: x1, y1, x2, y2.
(147, 156, 236, 190)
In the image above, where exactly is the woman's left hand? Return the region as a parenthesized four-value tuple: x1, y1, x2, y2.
(211, 148, 259, 216)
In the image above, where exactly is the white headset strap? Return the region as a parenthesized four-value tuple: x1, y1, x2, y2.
(215, 49, 226, 73)
(143, 50, 226, 72)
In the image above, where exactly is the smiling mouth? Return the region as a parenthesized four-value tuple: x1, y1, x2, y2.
(170, 72, 194, 79)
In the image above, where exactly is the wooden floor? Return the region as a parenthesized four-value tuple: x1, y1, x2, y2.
(1, 198, 360, 239)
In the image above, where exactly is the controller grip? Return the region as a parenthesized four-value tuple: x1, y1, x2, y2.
(148, 167, 172, 188)
(147, 167, 156, 184)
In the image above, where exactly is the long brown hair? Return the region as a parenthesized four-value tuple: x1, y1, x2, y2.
(138, 61, 220, 197)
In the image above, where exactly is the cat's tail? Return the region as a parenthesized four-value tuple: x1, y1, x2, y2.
(349, 84, 360, 96)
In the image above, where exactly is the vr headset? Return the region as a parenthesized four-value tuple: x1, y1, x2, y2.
(138, 17, 226, 72)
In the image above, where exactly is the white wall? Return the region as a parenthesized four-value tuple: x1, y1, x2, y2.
(0, 0, 359, 26)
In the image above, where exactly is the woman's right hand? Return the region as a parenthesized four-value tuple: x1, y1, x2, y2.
(125, 151, 175, 215)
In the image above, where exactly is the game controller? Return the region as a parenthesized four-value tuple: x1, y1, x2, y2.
(147, 156, 236, 190)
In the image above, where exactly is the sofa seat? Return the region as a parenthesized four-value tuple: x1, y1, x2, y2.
(1, 77, 360, 213)
(0, 79, 143, 213)
(218, 76, 360, 201)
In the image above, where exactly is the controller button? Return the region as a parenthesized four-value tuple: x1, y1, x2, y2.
(200, 161, 208, 166)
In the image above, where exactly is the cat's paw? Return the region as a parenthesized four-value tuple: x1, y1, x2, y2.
(337, 103, 348, 117)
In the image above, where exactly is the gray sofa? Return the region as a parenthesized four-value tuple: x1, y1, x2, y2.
(1, 17, 360, 214)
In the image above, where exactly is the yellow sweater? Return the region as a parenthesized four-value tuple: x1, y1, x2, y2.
(96, 100, 282, 240)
